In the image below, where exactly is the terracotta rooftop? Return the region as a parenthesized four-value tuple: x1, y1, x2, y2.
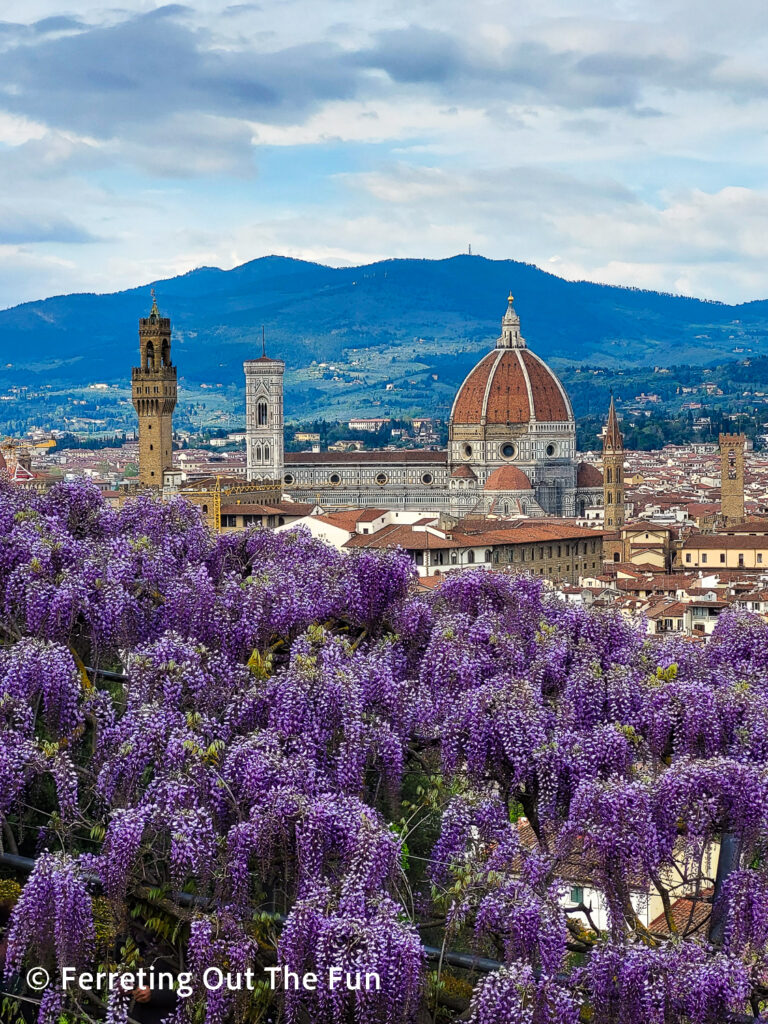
(221, 501, 314, 516)
(681, 535, 768, 550)
(649, 890, 713, 938)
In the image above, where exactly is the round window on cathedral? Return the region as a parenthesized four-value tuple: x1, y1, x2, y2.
(422, 472, 433, 485)
(284, 474, 294, 485)
(546, 443, 556, 457)
(463, 443, 473, 459)
(501, 442, 516, 460)
(330, 473, 341, 485)
(376, 473, 388, 485)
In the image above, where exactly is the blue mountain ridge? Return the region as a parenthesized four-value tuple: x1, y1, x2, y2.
(1, 255, 766, 394)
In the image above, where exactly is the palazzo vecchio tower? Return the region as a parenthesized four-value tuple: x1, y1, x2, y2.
(131, 291, 177, 487)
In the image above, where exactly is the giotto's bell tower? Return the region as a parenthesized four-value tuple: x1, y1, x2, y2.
(245, 332, 284, 484)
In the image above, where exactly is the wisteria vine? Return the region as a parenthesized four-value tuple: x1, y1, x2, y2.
(0, 478, 767, 1023)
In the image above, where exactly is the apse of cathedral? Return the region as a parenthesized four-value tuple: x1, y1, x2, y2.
(246, 295, 604, 518)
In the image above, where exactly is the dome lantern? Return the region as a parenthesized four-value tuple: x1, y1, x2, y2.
(498, 292, 525, 349)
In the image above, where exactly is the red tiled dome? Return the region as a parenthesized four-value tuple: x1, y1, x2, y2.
(577, 462, 603, 487)
(451, 348, 572, 425)
(484, 466, 532, 491)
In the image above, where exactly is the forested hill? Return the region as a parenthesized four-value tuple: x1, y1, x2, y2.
(1, 254, 767, 387)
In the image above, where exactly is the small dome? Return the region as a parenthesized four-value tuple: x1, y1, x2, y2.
(484, 466, 532, 492)
(451, 464, 478, 479)
(577, 462, 603, 488)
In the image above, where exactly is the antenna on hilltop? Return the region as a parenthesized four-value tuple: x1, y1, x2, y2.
(468, 243, 472, 256)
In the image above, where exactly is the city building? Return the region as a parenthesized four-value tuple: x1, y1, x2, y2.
(251, 295, 605, 516)
(279, 509, 604, 582)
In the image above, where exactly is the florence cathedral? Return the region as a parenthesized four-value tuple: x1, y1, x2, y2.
(245, 294, 604, 517)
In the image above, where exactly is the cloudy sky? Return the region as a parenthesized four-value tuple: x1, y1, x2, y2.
(0, 0, 767, 309)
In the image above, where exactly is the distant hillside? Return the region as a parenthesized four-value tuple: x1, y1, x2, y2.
(1, 255, 767, 403)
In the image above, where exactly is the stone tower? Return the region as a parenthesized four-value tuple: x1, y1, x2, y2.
(131, 291, 177, 488)
(245, 333, 285, 483)
(720, 432, 745, 523)
(602, 396, 625, 531)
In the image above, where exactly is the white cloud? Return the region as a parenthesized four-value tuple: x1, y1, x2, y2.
(0, 0, 766, 306)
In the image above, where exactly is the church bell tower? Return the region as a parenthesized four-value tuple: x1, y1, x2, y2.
(131, 291, 177, 488)
(602, 396, 625, 531)
(244, 330, 285, 484)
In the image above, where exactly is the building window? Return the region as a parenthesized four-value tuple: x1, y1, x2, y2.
(284, 474, 294, 485)
(546, 443, 556, 457)
(485, 549, 492, 562)
(264, 446, 270, 461)
(759, 554, 764, 564)
(330, 473, 341, 485)
(463, 443, 473, 459)
(686, 553, 691, 563)
(422, 472, 433, 484)
(570, 886, 584, 905)
(702, 553, 707, 564)
(257, 401, 268, 426)
(376, 473, 388, 485)
(720, 554, 725, 564)
(606, 467, 612, 483)
(501, 442, 516, 460)
(467, 551, 475, 564)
